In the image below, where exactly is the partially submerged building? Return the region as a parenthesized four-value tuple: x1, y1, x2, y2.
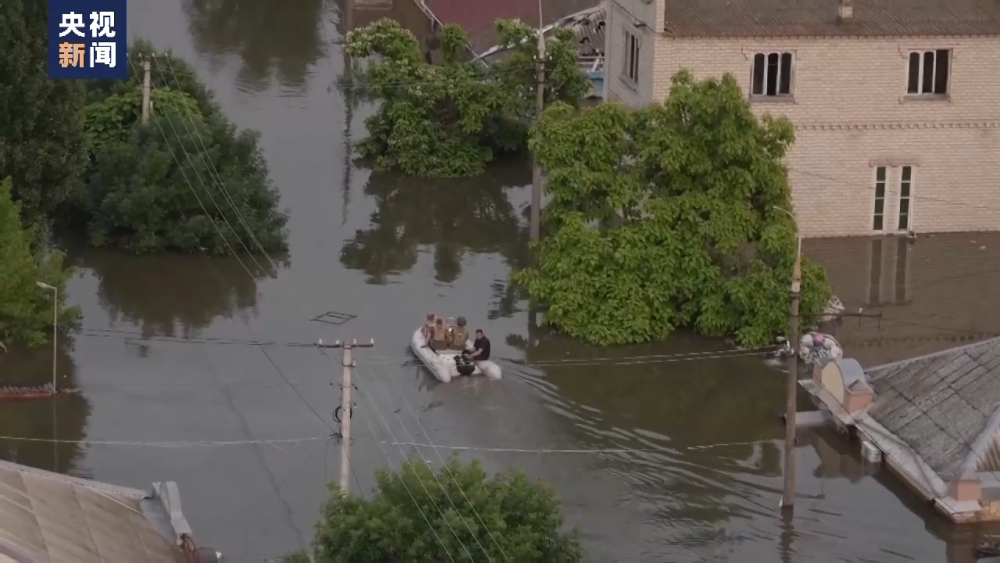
(0, 460, 219, 562)
(802, 337, 1000, 522)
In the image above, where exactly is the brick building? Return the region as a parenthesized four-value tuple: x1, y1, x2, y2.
(604, 0, 1000, 237)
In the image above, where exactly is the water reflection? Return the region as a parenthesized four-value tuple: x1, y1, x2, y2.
(0, 342, 89, 476)
(184, 0, 331, 93)
(509, 326, 786, 536)
(340, 163, 531, 284)
(75, 249, 268, 337)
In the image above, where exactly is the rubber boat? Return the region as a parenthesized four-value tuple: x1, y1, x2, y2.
(410, 326, 502, 383)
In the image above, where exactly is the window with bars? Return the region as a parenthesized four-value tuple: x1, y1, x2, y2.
(907, 50, 950, 95)
(897, 166, 913, 231)
(751, 52, 793, 97)
(872, 166, 887, 232)
(623, 30, 640, 84)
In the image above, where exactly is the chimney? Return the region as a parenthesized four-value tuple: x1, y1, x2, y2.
(837, 0, 853, 21)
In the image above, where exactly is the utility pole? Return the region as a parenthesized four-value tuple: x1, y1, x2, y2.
(141, 55, 152, 124)
(781, 221, 803, 511)
(316, 338, 375, 495)
(529, 0, 546, 242)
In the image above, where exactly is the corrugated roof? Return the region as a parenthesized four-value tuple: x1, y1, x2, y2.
(663, 0, 1000, 37)
(0, 461, 186, 563)
(865, 337, 1000, 478)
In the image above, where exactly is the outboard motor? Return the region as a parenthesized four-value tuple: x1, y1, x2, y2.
(454, 356, 475, 377)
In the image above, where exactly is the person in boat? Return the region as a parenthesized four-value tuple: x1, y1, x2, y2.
(428, 317, 450, 351)
(461, 329, 491, 364)
(448, 316, 469, 351)
(422, 313, 437, 340)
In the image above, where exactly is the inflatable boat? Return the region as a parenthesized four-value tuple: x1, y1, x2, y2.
(410, 326, 502, 383)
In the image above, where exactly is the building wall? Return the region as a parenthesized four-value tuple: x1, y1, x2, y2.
(605, 0, 660, 105)
(607, 33, 1000, 237)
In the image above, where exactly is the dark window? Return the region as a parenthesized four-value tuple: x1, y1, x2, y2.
(623, 30, 640, 83)
(751, 52, 793, 96)
(872, 166, 886, 231)
(897, 166, 912, 231)
(907, 50, 950, 95)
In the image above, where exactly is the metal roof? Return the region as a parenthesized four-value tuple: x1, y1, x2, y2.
(865, 337, 1000, 478)
(0, 461, 187, 563)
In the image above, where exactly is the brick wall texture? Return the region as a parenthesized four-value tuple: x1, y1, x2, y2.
(605, 1, 1000, 238)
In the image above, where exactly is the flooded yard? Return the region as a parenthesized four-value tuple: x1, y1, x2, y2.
(1, 0, 996, 561)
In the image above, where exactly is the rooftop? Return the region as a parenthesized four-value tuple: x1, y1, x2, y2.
(865, 337, 1000, 479)
(0, 460, 187, 563)
(663, 0, 1000, 37)
(423, 0, 600, 52)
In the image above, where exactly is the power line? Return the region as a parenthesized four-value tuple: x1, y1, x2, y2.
(318, 348, 457, 561)
(0, 433, 768, 453)
(360, 356, 506, 562)
(154, 54, 281, 274)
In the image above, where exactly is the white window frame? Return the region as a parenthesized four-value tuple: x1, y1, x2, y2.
(896, 165, 914, 232)
(750, 51, 794, 98)
(906, 49, 951, 96)
(622, 29, 640, 85)
(871, 165, 888, 233)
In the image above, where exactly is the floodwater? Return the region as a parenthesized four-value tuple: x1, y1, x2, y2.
(1, 1, 998, 561)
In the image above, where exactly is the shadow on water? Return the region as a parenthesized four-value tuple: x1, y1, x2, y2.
(340, 161, 532, 284)
(184, 0, 332, 94)
(68, 247, 272, 338)
(0, 342, 90, 476)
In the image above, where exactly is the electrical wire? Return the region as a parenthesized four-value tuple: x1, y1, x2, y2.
(154, 54, 280, 274)
(0, 432, 769, 453)
(360, 357, 506, 562)
(318, 348, 456, 561)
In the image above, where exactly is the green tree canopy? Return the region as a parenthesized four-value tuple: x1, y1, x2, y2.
(77, 42, 288, 255)
(0, 0, 88, 228)
(513, 71, 830, 347)
(0, 179, 79, 347)
(345, 19, 590, 177)
(290, 458, 582, 563)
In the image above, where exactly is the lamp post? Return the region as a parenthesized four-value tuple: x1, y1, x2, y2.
(772, 206, 801, 512)
(36, 282, 58, 391)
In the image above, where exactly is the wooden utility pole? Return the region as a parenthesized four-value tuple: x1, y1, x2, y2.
(529, 0, 546, 242)
(782, 227, 802, 511)
(317, 338, 375, 495)
(141, 55, 152, 124)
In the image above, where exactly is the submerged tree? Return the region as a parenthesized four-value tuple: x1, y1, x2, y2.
(0, 179, 79, 348)
(77, 42, 288, 255)
(345, 19, 589, 177)
(513, 71, 830, 347)
(284, 457, 582, 563)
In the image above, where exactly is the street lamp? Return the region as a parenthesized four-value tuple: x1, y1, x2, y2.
(36, 282, 58, 392)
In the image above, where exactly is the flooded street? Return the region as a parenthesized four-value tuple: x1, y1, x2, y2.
(1, 1, 995, 561)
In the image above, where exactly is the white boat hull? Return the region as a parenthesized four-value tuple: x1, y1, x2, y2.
(410, 327, 502, 383)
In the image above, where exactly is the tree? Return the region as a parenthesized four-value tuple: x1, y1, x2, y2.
(289, 458, 582, 563)
(513, 71, 831, 347)
(0, 179, 79, 348)
(77, 42, 289, 255)
(345, 19, 589, 177)
(0, 0, 89, 229)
